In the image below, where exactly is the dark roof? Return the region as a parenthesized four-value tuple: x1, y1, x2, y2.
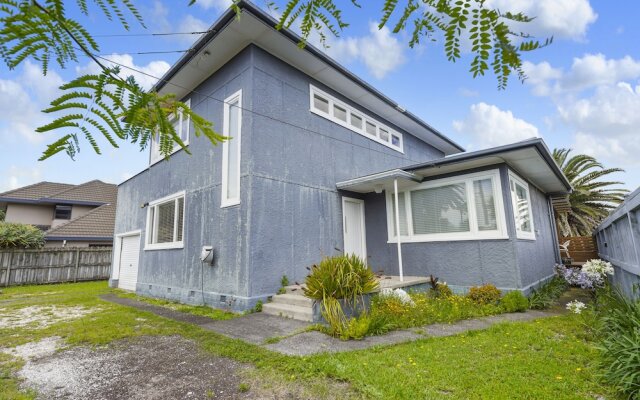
(403, 138, 572, 192)
(151, 0, 464, 155)
(45, 203, 116, 240)
(0, 180, 117, 206)
(0, 182, 75, 201)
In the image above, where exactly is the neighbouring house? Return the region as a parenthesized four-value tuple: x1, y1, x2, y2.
(0, 180, 117, 247)
(109, 0, 572, 311)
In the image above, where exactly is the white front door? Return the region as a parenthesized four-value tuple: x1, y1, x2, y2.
(342, 197, 367, 261)
(117, 234, 141, 291)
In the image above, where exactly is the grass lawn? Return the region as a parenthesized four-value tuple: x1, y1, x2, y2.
(0, 281, 620, 399)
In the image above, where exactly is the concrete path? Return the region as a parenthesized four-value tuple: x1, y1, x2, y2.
(101, 294, 556, 356)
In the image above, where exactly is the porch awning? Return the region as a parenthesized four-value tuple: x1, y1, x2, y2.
(336, 169, 421, 193)
(336, 138, 572, 196)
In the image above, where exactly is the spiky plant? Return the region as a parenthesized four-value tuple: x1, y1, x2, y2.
(552, 148, 628, 236)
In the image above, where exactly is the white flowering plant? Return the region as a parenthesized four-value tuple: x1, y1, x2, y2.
(556, 259, 614, 290)
(379, 288, 415, 306)
(566, 300, 587, 314)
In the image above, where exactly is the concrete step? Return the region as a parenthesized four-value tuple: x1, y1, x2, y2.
(262, 302, 314, 322)
(271, 293, 314, 308)
(283, 284, 306, 295)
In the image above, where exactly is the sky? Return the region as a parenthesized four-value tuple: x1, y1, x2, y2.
(1, 0, 639, 192)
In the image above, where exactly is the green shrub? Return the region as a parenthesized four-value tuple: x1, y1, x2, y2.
(594, 287, 640, 399)
(0, 222, 45, 249)
(304, 254, 379, 338)
(0, 209, 5, 221)
(370, 291, 502, 330)
(528, 276, 568, 310)
(467, 284, 501, 305)
(500, 291, 529, 313)
(277, 275, 289, 294)
(253, 300, 263, 312)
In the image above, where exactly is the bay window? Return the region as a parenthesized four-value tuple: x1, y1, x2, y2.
(387, 170, 507, 242)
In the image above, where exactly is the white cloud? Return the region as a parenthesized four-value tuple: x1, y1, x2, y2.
(485, 0, 597, 40)
(560, 82, 640, 166)
(0, 62, 64, 145)
(452, 103, 539, 149)
(174, 14, 210, 45)
(327, 22, 406, 79)
(1, 165, 43, 192)
(524, 54, 640, 96)
(76, 54, 171, 91)
(195, 0, 232, 11)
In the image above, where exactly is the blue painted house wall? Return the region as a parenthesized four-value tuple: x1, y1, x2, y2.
(113, 45, 444, 310)
(363, 165, 559, 293)
(112, 44, 562, 311)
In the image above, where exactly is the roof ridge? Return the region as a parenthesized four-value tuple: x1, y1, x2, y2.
(0, 181, 71, 198)
(43, 180, 94, 199)
(45, 203, 114, 235)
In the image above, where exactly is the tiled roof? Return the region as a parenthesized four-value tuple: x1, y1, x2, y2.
(0, 180, 116, 205)
(45, 203, 116, 239)
(45, 180, 117, 204)
(0, 182, 76, 200)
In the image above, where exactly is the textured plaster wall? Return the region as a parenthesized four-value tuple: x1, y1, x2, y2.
(5, 203, 53, 226)
(364, 164, 522, 291)
(113, 47, 254, 311)
(512, 173, 558, 289)
(245, 46, 445, 297)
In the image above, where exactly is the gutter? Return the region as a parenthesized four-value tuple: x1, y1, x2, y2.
(151, 0, 465, 154)
(403, 138, 572, 193)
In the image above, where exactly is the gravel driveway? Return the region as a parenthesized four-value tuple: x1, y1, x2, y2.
(14, 335, 290, 400)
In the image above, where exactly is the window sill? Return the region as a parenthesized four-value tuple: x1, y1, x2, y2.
(150, 143, 189, 166)
(220, 199, 240, 208)
(144, 242, 184, 251)
(516, 235, 536, 241)
(387, 234, 509, 244)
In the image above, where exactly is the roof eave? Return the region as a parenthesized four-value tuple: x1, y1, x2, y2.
(151, 0, 465, 155)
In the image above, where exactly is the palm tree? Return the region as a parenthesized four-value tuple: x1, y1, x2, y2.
(552, 148, 628, 236)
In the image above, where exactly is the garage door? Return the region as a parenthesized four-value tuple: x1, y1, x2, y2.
(118, 234, 140, 291)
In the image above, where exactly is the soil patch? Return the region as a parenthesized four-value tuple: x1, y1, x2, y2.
(0, 305, 99, 329)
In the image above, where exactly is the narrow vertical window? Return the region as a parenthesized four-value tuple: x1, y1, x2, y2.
(222, 90, 242, 207)
(509, 173, 535, 240)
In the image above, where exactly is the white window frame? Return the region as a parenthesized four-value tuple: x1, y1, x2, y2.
(386, 169, 508, 243)
(309, 84, 404, 153)
(150, 98, 191, 165)
(509, 171, 536, 240)
(145, 190, 186, 250)
(221, 90, 242, 208)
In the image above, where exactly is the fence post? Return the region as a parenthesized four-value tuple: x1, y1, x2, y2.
(5, 251, 13, 287)
(73, 249, 80, 283)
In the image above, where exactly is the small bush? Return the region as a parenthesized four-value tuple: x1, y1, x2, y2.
(528, 276, 568, 310)
(0, 222, 45, 249)
(304, 254, 379, 338)
(253, 300, 263, 312)
(428, 282, 453, 298)
(467, 284, 501, 305)
(0, 209, 5, 221)
(594, 287, 640, 399)
(304, 255, 378, 302)
(500, 291, 529, 313)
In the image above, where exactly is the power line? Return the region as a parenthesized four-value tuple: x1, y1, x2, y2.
(84, 52, 411, 160)
(95, 49, 193, 56)
(93, 30, 212, 38)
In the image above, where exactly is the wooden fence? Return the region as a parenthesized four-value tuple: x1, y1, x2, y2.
(594, 186, 640, 298)
(0, 247, 112, 287)
(558, 236, 598, 263)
